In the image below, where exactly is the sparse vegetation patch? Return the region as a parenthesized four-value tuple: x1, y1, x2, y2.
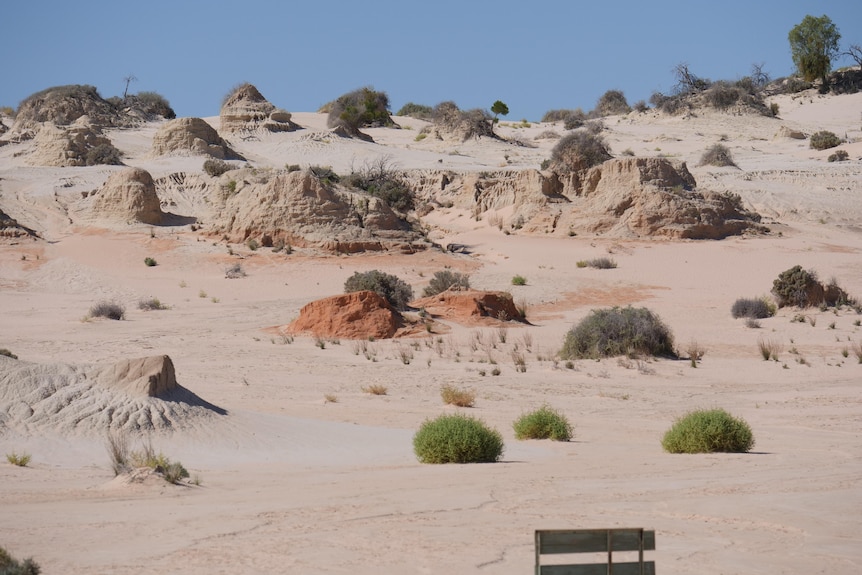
(560, 306, 675, 359)
(513, 406, 573, 441)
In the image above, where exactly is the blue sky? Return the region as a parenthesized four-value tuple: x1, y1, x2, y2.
(3, 1, 860, 121)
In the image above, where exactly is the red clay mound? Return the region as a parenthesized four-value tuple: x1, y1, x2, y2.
(411, 289, 525, 326)
(286, 291, 403, 340)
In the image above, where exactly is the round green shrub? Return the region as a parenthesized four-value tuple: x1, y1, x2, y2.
(344, 269, 413, 310)
(560, 306, 675, 359)
(662, 408, 754, 453)
(513, 406, 573, 441)
(413, 413, 504, 464)
(809, 130, 840, 151)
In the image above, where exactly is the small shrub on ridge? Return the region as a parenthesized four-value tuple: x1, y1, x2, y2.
(203, 158, 233, 177)
(699, 143, 737, 167)
(549, 131, 612, 172)
(413, 413, 504, 464)
(661, 408, 754, 453)
(423, 269, 470, 297)
(513, 406, 573, 441)
(344, 270, 413, 310)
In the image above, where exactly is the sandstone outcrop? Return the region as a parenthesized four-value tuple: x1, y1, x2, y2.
(286, 291, 403, 339)
(220, 83, 299, 134)
(411, 157, 762, 239)
(97, 355, 177, 397)
(0, 354, 225, 434)
(91, 168, 165, 224)
(27, 117, 122, 167)
(151, 117, 242, 159)
(211, 168, 425, 252)
(11, 84, 121, 140)
(411, 289, 525, 326)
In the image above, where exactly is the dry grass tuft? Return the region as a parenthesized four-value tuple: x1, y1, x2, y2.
(441, 384, 475, 407)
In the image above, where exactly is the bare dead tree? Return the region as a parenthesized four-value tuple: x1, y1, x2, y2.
(673, 63, 709, 95)
(845, 45, 862, 70)
(750, 62, 770, 90)
(122, 74, 138, 100)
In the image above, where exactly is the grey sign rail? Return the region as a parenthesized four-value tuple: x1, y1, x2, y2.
(534, 528, 656, 575)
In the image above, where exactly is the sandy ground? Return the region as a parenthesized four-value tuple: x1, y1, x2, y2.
(1, 90, 861, 574)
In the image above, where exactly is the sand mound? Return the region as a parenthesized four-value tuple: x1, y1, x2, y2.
(26, 117, 122, 167)
(210, 169, 425, 253)
(0, 355, 226, 435)
(151, 117, 242, 159)
(90, 167, 165, 225)
(220, 83, 299, 134)
(286, 290, 403, 339)
(412, 289, 525, 325)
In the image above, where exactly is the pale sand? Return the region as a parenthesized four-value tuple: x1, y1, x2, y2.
(1, 90, 861, 574)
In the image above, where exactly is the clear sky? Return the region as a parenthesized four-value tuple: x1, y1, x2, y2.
(3, 0, 860, 121)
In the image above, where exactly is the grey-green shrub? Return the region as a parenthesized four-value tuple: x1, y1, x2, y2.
(327, 86, 394, 132)
(771, 265, 851, 308)
(0, 546, 41, 575)
(699, 143, 737, 167)
(0, 348, 17, 359)
(413, 413, 504, 463)
(423, 269, 470, 297)
(594, 90, 630, 116)
(828, 150, 849, 162)
(85, 143, 122, 166)
(549, 131, 612, 171)
(560, 306, 675, 359)
(203, 158, 233, 177)
(661, 408, 754, 453)
(513, 406, 573, 441)
(344, 270, 413, 310)
(731, 297, 774, 319)
(809, 130, 840, 150)
(396, 102, 433, 119)
(89, 300, 125, 320)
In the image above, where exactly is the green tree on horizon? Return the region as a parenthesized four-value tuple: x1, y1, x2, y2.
(788, 15, 841, 88)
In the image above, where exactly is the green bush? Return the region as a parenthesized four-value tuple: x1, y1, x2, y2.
(511, 275, 527, 286)
(423, 269, 470, 297)
(594, 90, 630, 116)
(144, 257, 157, 267)
(396, 102, 433, 119)
(327, 86, 394, 132)
(731, 297, 775, 319)
(549, 131, 612, 172)
(771, 265, 851, 308)
(6, 452, 31, 467)
(661, 408, 754, 453)
(809, 130, 841, 150)
(0, 348, 18, 359)
(513, 406, 573, 441)
(560, 306, 675, 359)
(89, 300, 125, 320)
(344, 270, 413, 310)
(0, 546, 41, 575)
(203, 158, 233, 177)
(699, 143, 737, 167)
(413, 413, 504, 464)
(828, 150, 849, 162)
(342, 157, 413, 212)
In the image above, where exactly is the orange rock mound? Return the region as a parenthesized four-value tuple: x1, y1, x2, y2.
(411, 289, 525, 326)
(286, 291, 403, 340)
